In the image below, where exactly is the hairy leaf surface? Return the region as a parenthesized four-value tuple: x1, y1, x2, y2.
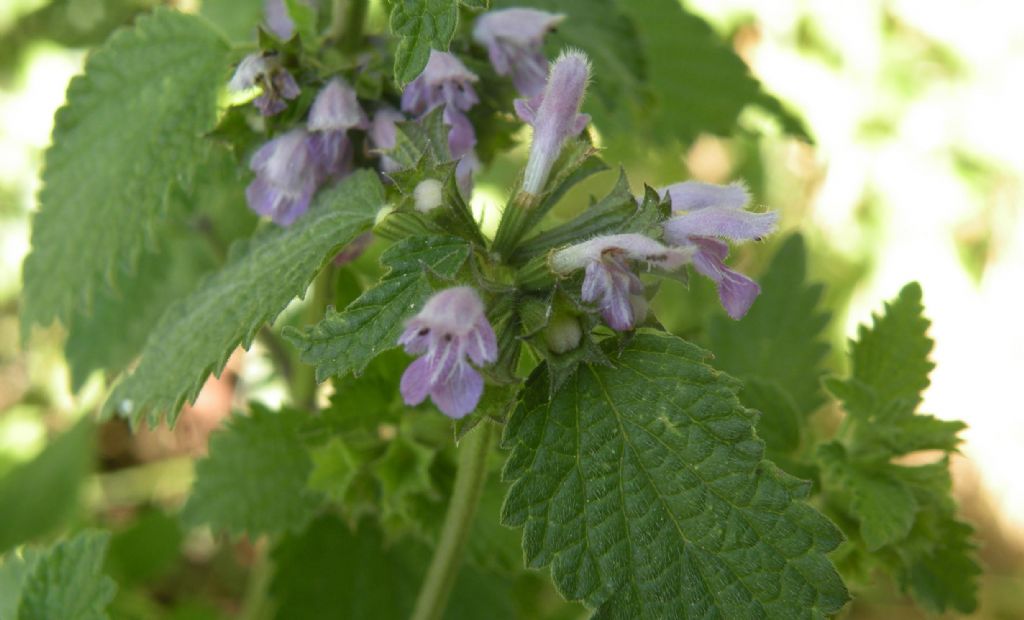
(22, 9, 229, 335)
(104, 171, 383, 426)
(389, 0, 459, 85)
(502, 332, 848, 618)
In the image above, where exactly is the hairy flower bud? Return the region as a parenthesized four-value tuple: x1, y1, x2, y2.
(368, 107, 405, 173)
(544, 312, 582, 354)
(307, 78, 367, 180)
(473, 8, 565, 97)
(398, 287, 498, 418)
(518, 50, 591, 195)
(245, 129, 318, 226)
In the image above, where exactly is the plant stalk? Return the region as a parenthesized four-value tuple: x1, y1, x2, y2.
(290, 266, 333, 410)
(329, 0, 368, 50)
(410, 421, 495, 620)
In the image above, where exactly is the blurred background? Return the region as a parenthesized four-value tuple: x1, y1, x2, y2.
(1, 0, 1022, 618)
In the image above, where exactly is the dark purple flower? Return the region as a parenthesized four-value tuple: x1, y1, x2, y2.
(516, 50, 591, 195)
(661, 181, 778, 319)
(401, 51, 480, 193)
(368, 107, 405, 173)
(307, 78, 367, 180)
(245, 129, 319, 226)
(398, 287, 498, 418)
(551, 233, 689, 331)
(473, 8, 565, 98)
(228, 53, 300, 117)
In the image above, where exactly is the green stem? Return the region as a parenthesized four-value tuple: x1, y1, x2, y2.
(329, 0, 368, 50)
(291, 266, 333, 410)
(410, 421, 495, 620)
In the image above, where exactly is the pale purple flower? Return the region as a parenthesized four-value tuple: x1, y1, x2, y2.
(228, 53, 300, 116)
(401, 51, 480, 191)
(551, 234, 690, 331)
(307, 78, 367, 179)
(246, 129, 319, 226)
(662, 181, 778, 319)
(264, 0, 294, 39)
(368, 107, 405, 173)
(517, 50, 591, 195)
(398, 287, 498, 419)
(473, 8, 565, 98)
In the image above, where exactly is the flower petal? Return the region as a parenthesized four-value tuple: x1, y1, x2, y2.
(430, 363, 484, 418)
(400, 357, 433, 406)
(664, 207, 777, 244)
(690, 237, 761, 319)
(663, 181, 749, 212)
(466, 320, 498, 365)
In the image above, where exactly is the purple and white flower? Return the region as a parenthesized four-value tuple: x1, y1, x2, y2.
(245, 129, 319, 226)
(228, 52, 300, 116)
(401, 51, 480, 192)
(551, 234, 690, 331)
(307, 78, 368, 180)
(398, 287, 498, 419)
(662, 181, 778, 319)
(516, 50, 591, 195)
(368, 107, 405, 173)
(473, 8, 565, 98)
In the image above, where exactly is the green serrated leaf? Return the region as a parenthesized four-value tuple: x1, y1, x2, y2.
(820, 285, 979, 613)
(64, 147, 251, 391)
(287, 235, 471, 382)
(182, 405, 324, 536)
(620, 0, 808, 144)
(502, 332, 848, 618)
(270, 515, 514, 620)
(103, 171, 383, 426)
(0, 419, 94, 553)
(389, 0, 460, 85)
(22, 9, 230, 337)
(2, 531, 117, 620)
(709, 234, 831, 416)
(851, 282, 934, 409)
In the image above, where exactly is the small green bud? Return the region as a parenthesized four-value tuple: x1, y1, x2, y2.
(544, 312, 582, 354)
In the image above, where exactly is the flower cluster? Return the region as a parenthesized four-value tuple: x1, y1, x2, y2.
(244, 77, 367, 226)
(473, 8, 565, 98)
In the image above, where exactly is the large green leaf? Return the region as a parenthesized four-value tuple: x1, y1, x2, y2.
(0, 419, 94, 553)
(64, 148, 252, 391)
(0, 531, 117, 620)
(286, 235, 471, 382)
(103, 170, 384, 426)
(820, 284, 979, 613)
(619, 0, 809, 144)
(709, 235, 831, 416)
(182, 405, 324, 536)
(502, 332, 848, 618)
(389, 0, 460, 85)
(21, 9, 230, 336)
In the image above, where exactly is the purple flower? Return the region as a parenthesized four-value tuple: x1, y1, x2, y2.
(473, 8, 565, 98)
(661, 181, 778, 319)
(401, 51, 480, 192)
(551, 234, 690, 331)
(307, 78, 367, 180)
(516, 50, 591, 195)
(264, 0, 295, 39)
(398, 287, 498, 419)
(246, 129, 319, 226)
(368, 107, 405, 173)
(228, 53, 300, 117)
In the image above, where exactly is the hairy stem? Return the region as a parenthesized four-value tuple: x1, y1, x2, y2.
(290, 266, 333, 410)
(410, 421, 495, 620)
(329, 0, 368, 50)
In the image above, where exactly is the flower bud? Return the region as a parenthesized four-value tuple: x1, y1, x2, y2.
(544, 313, 582, 354)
